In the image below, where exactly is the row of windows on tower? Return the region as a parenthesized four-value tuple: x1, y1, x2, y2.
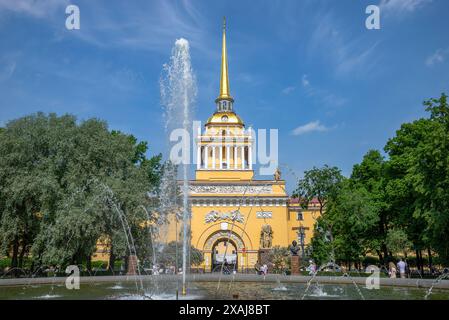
(217, 100, 233, 112)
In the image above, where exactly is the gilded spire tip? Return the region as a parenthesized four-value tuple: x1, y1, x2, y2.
(217, 17, 232, 102)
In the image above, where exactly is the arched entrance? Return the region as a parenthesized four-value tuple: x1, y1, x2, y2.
(211, 238, 238, 272)
(203, 230, 246, 272)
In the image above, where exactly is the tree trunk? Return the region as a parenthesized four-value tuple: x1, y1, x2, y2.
(416, 249, 424, 275)
(124, 255, 129, 273)
(108, 251, 116, 272)
(376, 250, 383, 263)
(427, 248, 433, 271)
(86, 256, 92, 273)
(381, 243, 389, 264)
(18, 242, 27, 269)
(11, 236, 19, 269)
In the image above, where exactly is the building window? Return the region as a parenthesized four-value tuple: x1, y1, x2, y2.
(296, 212, 303, 221)
(257, 211, 272, 219)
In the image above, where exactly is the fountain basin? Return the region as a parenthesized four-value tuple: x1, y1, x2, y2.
(1, 274, 448, 300)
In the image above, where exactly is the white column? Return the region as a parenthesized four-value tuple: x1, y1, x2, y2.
(241, 146, 245, 169)
(226, 145, 230, 170)
(204, 146, 209, 169)
(234, 146, 238, 169)
(219, 145, 223, 169)
(197, 145, 201, 170)
(248, 145, 253, 170)
(212, 146, 216, 169)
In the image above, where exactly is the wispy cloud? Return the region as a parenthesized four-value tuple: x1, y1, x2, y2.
(0, 61, 16, 81)
(0, 0, 68, 18)
(291, 120, 330, 136)
(301, 74, 347, 108)
(426, 48, 449, 66)
(379, 0, 432, 15)
(308, 13, 381, 77)
(60, 1, 213, 57)
(301, 74, 310, 87)
(281, 86, 295, 95)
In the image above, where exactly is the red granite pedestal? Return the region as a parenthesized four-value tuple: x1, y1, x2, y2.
(291, 255, 301, 275)
(127, 255, 138, 275)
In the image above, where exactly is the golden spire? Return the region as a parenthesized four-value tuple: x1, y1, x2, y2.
(217, 17, 233, 101)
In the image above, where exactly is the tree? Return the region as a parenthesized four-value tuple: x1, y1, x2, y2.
(295, 165, 343, 262)
(384, 93, 449, 266)
(310, 181, 379, 267)
(155, 241, 204, 269)
(0, 113, 162, 271)
(384, 118, 434, 270)
(386, 229, 412, 258)
(350, 150, 391, 263)
(413, 94, 449, 265)
(295, 165, 343, 215)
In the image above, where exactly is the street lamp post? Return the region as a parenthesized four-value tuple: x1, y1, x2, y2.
(299, 227, 306, 260)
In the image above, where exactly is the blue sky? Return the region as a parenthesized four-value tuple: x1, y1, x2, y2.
(0, 0, 448, 191)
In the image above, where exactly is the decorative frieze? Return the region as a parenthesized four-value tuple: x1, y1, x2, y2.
(191, 198, 287, 207)
(189, 185, 272, 195)
(205, 210, 244, 223)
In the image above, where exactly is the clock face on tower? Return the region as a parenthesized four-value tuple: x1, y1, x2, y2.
(221, 115, 229, 122)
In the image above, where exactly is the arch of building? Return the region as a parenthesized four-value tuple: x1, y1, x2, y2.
(196, 223, 253, 251)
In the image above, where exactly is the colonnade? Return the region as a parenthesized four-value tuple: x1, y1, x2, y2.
(196, 144, 252, 170)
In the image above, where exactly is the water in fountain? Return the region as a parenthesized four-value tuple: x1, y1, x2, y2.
(160, 38, 197, 296)
(424, 272, 449, 300)
(300, 260, 365, 300)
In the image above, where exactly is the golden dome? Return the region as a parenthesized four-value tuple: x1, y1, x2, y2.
(206, 112, 244, 126)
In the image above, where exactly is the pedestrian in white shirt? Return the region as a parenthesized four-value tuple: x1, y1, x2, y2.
(397, 259, 407, 278)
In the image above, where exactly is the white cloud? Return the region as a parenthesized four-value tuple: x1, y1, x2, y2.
(379, 0, 432, 14)
(301, 74, 310, 87)
(426, 48, 449, 66)
(300, 74, 347, 108)
(282, 86, 295, 95)
(0, 61, 16, 81)
(0, 0, 68, 18)
(62, 1, 213, 57)
(308, 13, 380, 76)
(292, 121, 329, 136)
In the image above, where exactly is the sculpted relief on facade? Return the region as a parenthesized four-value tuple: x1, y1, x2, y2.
(189, 185, 272, 195)
(205, 210, 244, 223)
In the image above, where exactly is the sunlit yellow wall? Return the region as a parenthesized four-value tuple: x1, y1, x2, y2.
(287, 202, 321, 246)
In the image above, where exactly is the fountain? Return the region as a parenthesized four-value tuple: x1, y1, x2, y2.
(160, 38, 197, 296)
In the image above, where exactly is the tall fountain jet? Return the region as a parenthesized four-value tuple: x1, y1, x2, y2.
(160, 38, 197, 296)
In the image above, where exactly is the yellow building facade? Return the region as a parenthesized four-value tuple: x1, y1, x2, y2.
(185, 20, 320, 272)
(93, 20, 321, 271)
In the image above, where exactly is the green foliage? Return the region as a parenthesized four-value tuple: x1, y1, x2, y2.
(384, 93, 449, 264)
(154, 241, 204, 267)
(295, 165, 343, 213)
(0, 258, 12, 270)
(0, 113, 161, 270)
(386, 229, 412, 256)
(267, 246, 290, 273)
(295, 165, 343, 263)
(308, 93, 449, 267)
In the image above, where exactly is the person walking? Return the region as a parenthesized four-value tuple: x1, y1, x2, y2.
(262, 264, 268, 275)
(389, 261, 397, 278)
(397, 258, 407, 278)
(306, 260, 317, 275)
